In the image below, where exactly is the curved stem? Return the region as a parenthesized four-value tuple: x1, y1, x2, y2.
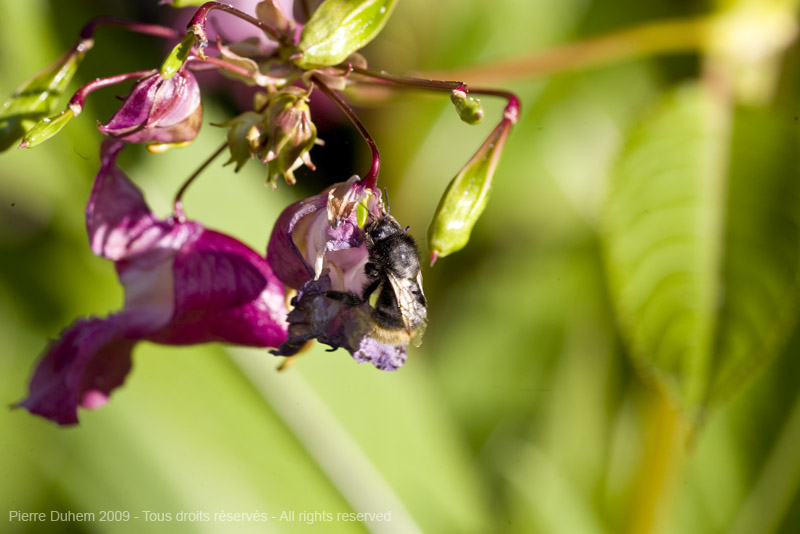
(68, 70, 157, 114)
(186, 55, 253, 80)
(80, 17, 182, 40)
(173, 141, 229, 216)
(312, 74, 381, 191)
(349, 66, 521, 123)
(423, 16, 709, 84)
(188, 1, 282, 45)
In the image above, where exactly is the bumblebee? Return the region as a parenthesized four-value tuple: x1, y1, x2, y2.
(361, 213, 427, 346)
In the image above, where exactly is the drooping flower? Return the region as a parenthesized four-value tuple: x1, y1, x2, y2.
(267, 177, 425, 370)
(98, 68, 202, 145)
(17, 141, 287, 425)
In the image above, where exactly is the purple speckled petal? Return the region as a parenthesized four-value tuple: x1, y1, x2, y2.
(352, 337, 407, 371)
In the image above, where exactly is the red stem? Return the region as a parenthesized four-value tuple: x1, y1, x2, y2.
(68, 70, 157, 114)
(188, 2, 281, 45)
(173, 141, 229, 213)
(186, 55, 252, 80)
(312, 74, 381, 191)
(349, 65, 521, 123)
(80, 17, 181, 40)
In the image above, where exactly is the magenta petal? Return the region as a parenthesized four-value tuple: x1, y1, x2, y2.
(19, 141, 291, 425)
(17, 315, 142, 426)
(266, 193, 326, 289)
(149, 227, 288, 347)
(98, 70, 203, 145)
(98, 74, 161, 136)
(87, 141, 167, 260)
(147, 70, 201, 128)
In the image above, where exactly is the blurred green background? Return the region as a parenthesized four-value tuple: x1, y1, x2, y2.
(3, 0, 800, 533)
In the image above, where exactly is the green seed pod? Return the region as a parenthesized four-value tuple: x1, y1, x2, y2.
(450, 88, 484, 125)
(295, 0, 397, 69)
(428, 119, 513, 263)
(19, 108, 75, 149)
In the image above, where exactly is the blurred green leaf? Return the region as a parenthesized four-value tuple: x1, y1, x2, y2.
(707, 107, 800, 406)
(0, 39, 90, 152)
(295, 0, 397, 69)
(603, 83, 800, 416)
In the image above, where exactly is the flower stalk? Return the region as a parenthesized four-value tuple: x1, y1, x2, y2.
(312, 74, 381, 190)
(187, 1, 283, 50)
(423, 16, 710, 84)
(79, 17, 182, 41)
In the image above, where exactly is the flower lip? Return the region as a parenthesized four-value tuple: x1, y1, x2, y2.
(267, 176, 423, 371)
(17, 141, 288, 425)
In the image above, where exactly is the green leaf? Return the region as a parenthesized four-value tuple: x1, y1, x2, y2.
(707, 106, 800, 406)
(0, 39, 91, 152)
(603, 83, 800, 416)
(295, 0, 397, 69)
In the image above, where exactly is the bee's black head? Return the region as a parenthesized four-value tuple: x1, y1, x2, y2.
(367, 215, 403, 243)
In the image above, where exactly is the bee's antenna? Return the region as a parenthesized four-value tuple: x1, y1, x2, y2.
(383, 187, 390, 213)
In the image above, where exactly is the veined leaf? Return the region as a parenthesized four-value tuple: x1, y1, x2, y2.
(295, 0, 397, 69)
(708, 107, 800, 406)
(603, 83, 800, 416)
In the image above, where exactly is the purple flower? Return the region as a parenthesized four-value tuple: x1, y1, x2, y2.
(17, 141, 287, 425)
(267, 177, 424, 371)
(98, 69, 202, 145)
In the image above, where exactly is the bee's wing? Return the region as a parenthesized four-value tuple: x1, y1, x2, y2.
(386, 271, 427, 346)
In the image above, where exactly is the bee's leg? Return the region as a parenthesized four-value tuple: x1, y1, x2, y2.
(361, 278, 381, 300)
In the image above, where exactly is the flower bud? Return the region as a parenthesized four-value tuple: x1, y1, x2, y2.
(428, 118, 513, 263)
(98, 69, 202, 146)
(219, 111, 268, 172)
(295, 0, 398, 69)
(263, 87, 318, 185)
(450, 88, 484, 125)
